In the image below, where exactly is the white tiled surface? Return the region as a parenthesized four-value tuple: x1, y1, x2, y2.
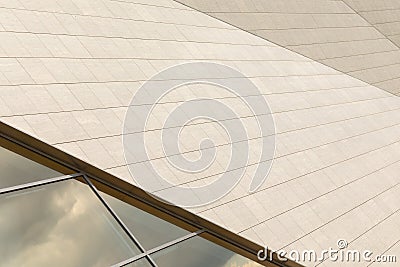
(179, 0, 400, 96)
(1, 1, 400, 266)
(342, 0, 400, 46)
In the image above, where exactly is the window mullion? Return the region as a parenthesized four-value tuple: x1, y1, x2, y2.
(0, 172, 82, 195)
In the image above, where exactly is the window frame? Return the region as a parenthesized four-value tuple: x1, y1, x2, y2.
(0, 121, 301, 267)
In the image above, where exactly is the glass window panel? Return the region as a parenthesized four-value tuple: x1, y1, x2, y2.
(100, 191, 190, 250)
(0, 179, 141, 267)
(124, 258, 153, 267)
(151, 236, 262, 267)
(0, 146, 61, 189)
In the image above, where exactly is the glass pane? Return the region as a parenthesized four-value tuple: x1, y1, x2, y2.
(151, 236, 262, 267)
(0, 179, 141, 267)
(124, 258, 153, 267)
(100, 191, 190, 250)
(0, 146, 61, 189)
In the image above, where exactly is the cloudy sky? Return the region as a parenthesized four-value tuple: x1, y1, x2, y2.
(0, 179, 138, 267)
(0, 147, 261, 267)
(0, 146, 61, 189)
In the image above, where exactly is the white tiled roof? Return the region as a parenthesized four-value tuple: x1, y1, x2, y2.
(178, 0, 400, 96)
(1, 1, 400, 266)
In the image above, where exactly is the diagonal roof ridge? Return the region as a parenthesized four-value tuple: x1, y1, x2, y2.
(340, 0, 400, 51)
(172, 0, 400, 97)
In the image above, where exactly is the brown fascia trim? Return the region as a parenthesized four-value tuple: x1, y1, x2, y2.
(0, 121, 303, 267)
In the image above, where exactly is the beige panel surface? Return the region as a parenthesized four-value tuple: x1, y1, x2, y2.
(1, 1, 400, 266)
(342, 0, 400, 45)
(178, 0, 400, 96)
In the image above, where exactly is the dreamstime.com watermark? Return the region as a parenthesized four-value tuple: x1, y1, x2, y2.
(257, 239, 397, 265)
(123, 62, 276, 208)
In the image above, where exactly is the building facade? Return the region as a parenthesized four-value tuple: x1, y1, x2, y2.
(1, 0, 400, 266)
